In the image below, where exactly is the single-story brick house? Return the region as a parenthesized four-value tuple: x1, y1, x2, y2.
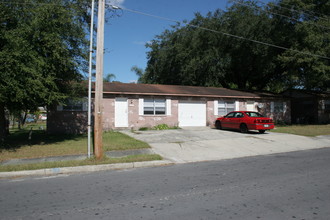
(47, 83, 291, 134)
(282, 89, 330, 124)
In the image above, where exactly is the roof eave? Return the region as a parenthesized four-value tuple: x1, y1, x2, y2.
(100, 91, 273, 99)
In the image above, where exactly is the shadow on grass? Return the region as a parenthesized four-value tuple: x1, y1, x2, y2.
(1, 127, 86, 152)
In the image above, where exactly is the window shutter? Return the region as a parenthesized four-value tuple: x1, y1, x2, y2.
(235, 101, 239, 111)
(271, 102, 274, 113)
(166, 99, 171, 115)
(82, 102, 88, 111)
(214, 100, 218, 115)
(139, 98, 144, 115)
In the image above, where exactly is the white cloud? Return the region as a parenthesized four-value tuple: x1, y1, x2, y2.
(107, 0, 125, 8)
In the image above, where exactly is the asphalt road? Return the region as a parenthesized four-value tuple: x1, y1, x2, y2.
(1, 148, 330, 220)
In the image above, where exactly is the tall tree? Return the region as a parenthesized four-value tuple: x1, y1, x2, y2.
(144, 2, 279, 90)
(144, 0, 329, 92)
(0, 0, 91, 142)
(269, 0, 330, 90)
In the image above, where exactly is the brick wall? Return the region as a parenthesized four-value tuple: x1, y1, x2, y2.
(47, 96, 291, 134)
(47, 110, 88, 134)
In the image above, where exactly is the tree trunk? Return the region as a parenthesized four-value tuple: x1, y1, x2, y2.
(0, 103, 7, 143)
(22, 111, 27, 127)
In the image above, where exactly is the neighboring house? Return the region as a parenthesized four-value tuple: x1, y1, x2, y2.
(47, 99, 88, 134)
(47, 83, 291, 134)
(283, 89, 330, 124)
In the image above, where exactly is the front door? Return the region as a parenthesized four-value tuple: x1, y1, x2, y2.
(115, 98, 128, 127)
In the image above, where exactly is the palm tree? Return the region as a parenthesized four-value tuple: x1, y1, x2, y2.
(131, 66, 145, 83)
(103, 73, 116, 82)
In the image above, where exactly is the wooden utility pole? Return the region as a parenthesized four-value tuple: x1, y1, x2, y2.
(94, 0, 105, 159)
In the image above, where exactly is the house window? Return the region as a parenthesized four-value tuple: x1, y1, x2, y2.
(143, 99, 166, 115)
(218, 101, 235, 115)
(246, 101, 255, 111)
(325, 100, 330, 111)
(274, 102, 284, 113)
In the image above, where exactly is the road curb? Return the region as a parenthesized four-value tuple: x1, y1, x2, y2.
(0, 160, 174, 178)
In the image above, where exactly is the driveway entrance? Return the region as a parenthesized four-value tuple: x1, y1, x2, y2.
(123, 127, 330, 163)
(121, 127, 330, 163)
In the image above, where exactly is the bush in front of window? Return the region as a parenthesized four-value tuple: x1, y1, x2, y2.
(154, 124, 170, 130)
(138, 124, 180, 131)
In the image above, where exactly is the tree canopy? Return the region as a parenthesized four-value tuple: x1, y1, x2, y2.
(142, 0, 330, 92)
(0, 0, 91, 141)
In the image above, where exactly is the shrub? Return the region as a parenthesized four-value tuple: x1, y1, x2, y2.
(138, 127, 149, 131)
(275, 120, 288, 126)
(154, 124, 170, 130)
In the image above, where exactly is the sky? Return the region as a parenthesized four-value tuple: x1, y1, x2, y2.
(102, 0, 234, 83)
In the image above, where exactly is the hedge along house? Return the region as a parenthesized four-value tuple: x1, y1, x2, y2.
(47, 83, 291, 134)
(282, 89, 330, 124)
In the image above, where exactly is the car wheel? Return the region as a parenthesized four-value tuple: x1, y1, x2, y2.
(259, 130, 266, 134)
(240, 124, 248, 133)
(215, 121, 222, 130)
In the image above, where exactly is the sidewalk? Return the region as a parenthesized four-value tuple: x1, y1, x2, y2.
(2, 128, 330, 178)
(0, 160, 173, 178)
(0, 149, 173, 178)
(1, 149, 154, 166)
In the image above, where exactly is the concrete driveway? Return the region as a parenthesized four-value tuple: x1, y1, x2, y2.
(121, 127, 330, 163)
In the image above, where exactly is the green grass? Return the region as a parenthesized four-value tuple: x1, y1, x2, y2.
(138, 124, 180, 131)
(103, 131, 150, 151)
(271, 124, 330, 137)
(1, 124, 150, 162)
(1, 125, 162, 172)
(0, 154, 162, 172)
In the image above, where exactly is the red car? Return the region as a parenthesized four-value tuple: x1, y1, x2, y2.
(215, 111, 274, 134)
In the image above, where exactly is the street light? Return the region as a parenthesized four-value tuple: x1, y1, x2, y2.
(110, 5, 121, 10)
(87, 0, 95, 158)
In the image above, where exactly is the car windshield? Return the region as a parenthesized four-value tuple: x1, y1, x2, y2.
(245, 112, 264, 117)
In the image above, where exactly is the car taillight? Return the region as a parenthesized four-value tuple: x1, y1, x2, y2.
(254, 119, 273, 123)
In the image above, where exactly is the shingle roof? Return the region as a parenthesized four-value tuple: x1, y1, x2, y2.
(283, 89, 330, 98)
(101, 83, 283, 99)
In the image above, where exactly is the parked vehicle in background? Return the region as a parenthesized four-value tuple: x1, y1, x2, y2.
(26, 117, 36, 123)
(39, 114, 47, 121)
(215, 111, 274, 134)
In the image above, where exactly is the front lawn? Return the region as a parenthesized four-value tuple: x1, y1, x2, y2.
(271, 124, 330, 137)
(0, 154, 162, 172)
(0, 124, 162, 172)
(1, 124, 150, 162)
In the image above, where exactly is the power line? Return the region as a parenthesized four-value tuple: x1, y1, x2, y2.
(3, 0, 329, 60)
(0, 1, 63, 6)
(119, 7, 180, 24)
(232, 0, 330, 31)
(108, 4, 330, 60)
(257, 0, 330, 21)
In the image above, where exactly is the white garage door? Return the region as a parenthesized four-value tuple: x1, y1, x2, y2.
(178, 101, 206, 127)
